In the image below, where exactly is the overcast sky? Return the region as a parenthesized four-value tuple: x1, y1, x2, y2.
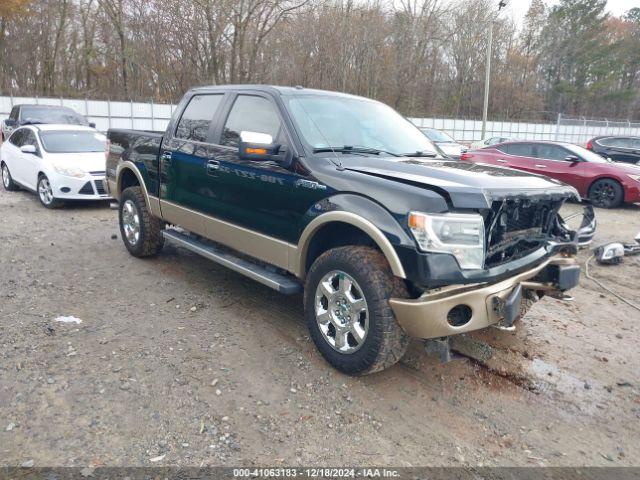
(503, 0, 640, 25)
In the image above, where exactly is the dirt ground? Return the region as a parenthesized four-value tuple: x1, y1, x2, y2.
(1, 185, 639, 469)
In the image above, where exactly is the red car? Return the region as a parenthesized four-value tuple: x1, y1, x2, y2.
(461, 141, 640, 208)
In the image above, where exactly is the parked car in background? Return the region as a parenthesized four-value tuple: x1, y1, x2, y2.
(461, 140, 640, 208)
(419, 127, 466, 159)
(470, 136, 512, 149)
(586, 136, 640, 164)
(1, 125, 111, 208)
(1, 104, 94, 142)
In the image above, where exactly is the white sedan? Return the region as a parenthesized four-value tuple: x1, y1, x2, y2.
(0, 124, 112, 208)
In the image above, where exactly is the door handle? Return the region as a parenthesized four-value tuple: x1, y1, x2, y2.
(162, 151, 173, 163)
(535, 164, 547, 168)
(206, 160, 220, 174)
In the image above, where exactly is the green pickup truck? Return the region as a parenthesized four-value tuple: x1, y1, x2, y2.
(106, 85, 595, 374)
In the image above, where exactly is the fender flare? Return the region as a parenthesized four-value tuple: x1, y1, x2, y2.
(295, 210, 407, 280)
(115, 161, 151, 206)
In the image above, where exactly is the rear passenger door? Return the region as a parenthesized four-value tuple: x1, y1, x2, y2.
(160, 93, 227, 214)
(5, 129, 27, 184)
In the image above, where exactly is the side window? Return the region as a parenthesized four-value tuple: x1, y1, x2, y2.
(175, 94, 224, 143)
(9, 107, 19, 120)
(535, 144, 568, 161)
(9, 129, 25, 147)
(221, 95, 282, 148)
(602, 138, 626, 148)
(630, 139, 640, 149)
(504, 143, 534, 157)
(23, 130, 37, 147)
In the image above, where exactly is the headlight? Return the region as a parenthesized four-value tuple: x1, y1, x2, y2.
(53, 165, 86, 178)
(627, 174, 640, 182)
(408, 212, 485, 270)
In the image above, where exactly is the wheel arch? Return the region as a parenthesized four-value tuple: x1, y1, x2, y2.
(114, 161, 157, 215)
(295, 211, 407, 280)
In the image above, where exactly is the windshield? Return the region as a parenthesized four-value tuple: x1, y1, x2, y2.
(40, 131, 106, 153)
(287, 95, 440, 157)
(565, 144, 609, 163)
(422, 128, 456, 143)
(21, 107, 88, 125)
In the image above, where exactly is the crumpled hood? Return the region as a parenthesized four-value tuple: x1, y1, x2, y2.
(342, 157, 578, 209)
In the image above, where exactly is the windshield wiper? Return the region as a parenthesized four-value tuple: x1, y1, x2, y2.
(313, 146, 401, 157)
(401, 151, 438, 158)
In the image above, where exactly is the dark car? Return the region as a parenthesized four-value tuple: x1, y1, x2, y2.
(1, 105, 93, 142)
(462, 140, 640, 208)
(105, 85, 592, 375)
(587, 136, 640, 164)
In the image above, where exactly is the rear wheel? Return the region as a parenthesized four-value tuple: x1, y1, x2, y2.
(588, 179, 623, 208)
(1, 162, 19, 191)
(304, 246, 409, 375)
(37, 175, 62, 208)
(119, 186, 164, 257)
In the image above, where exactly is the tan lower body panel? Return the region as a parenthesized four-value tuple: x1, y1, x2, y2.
(159, 200, 297, 272)
(389, 256, 574, 339)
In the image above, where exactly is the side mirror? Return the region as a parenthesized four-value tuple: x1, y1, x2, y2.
(89, 122, 96, 129)
(4, 119, 17, 127)
(238, 131, 280, 161)
(565, 154, 581, 163)
(20, 145, 37, 155)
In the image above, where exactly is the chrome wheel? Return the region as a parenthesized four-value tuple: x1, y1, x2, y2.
(2, 165, 9, 188)
(38, 177, 54, 205)
(122, 199, 141, 246)
(314, 270, 369, 354)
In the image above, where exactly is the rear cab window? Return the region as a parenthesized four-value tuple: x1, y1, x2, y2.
(175, 94, 225, 143)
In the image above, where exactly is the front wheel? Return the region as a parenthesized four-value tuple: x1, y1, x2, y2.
(119, 186, 164, 257)
(588, 179, 623, 208)
(1, 162, 19, 191)
(37, 175, 62, 208)
(304, 246, 409, 375)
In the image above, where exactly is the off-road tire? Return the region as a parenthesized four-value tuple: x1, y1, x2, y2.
(1, 162, 19, 191)
(119, 186, 164, 257)
(304, 246, 410, 375)
(588, 178, 623, 209)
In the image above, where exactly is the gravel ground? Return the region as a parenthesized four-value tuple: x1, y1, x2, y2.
(1, 186, 639, 468)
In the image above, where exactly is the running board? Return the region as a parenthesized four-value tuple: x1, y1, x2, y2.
(162, 229, 303, 295)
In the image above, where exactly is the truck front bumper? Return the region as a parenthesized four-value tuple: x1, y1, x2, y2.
(389, 255, 579, 339)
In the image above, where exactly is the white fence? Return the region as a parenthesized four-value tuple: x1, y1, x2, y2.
(411, 115, 640, 146)
(0, 95, 176, 132)
(2, 95, 640, 146)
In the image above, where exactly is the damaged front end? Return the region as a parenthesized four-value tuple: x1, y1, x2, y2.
(482, 198, 596, 269)
(389, 198, 596, 343)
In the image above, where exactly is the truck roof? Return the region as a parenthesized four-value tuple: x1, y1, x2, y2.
(189, 84, 372, 101)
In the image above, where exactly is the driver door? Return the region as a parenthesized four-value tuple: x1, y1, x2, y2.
(208, 92, 319, 243)
(19, 130, 42, 190)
